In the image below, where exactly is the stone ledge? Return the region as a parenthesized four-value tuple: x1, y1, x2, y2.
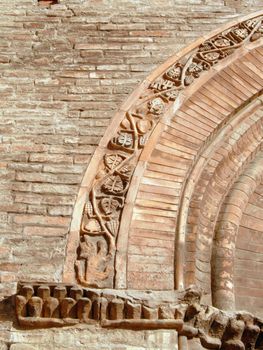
(14, 283, 263, 350)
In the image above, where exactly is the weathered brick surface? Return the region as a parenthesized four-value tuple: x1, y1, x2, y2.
(1, 0, 263, 348)
(0, 0, 255, 288)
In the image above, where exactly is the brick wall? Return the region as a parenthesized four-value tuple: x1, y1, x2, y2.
(0, 0, 250, 290)
(1, 0, 263, 348)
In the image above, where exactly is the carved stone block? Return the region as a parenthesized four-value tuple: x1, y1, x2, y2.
(14, 283, 263, 350)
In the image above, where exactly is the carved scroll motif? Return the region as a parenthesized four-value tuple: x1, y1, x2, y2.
(76, 112, 156, 288)
(75, 15, 263, 288)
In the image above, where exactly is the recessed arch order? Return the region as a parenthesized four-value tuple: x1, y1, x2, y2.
(63, 11, 263, 313)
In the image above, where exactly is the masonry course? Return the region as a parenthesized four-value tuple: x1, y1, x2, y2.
(1, 1, 263, 349)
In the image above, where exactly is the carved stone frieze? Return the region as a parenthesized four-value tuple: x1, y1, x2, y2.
(15, 284, 263, 349)
(76, 14, 263, 288)
(76, 112, 154, 288)
(150, 17, 263, 96)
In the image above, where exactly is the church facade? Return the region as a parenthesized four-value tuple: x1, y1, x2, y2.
(1, 1, 263, 349)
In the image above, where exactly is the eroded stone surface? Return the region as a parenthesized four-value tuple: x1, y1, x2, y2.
(13, 283, 263, 349)
(1, 1, 263, 350)
(72, 11, 263, 292)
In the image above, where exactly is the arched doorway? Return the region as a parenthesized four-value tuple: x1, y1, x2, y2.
(63, 11, 263, 318)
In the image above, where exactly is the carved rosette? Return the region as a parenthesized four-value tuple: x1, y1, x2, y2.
(75, 15, 263, 288)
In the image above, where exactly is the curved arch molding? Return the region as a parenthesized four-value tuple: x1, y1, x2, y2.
(212, 152, 263, 311)
(14, 11, 263, 350)
(62, 12, 263, 301)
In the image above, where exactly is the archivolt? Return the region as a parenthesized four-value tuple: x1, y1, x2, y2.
(178, 95, 263, 290)
(212, 152, 263, 310)
(191, 111, 263, 291)
(63, 11, 263, 314)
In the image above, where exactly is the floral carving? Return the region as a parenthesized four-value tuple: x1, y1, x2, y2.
(75, 14, 263, 288)
(233, 27, 248, 39)
(187, 62, 203, 76)
(246, 18, 258, 29)
(149, 15, 263, 100)
(202, 51, 220, 62)
(150, 78, 174, 91)
(76, 112, 142, 287)
(118, 165, 132, 177)
(102, 175, 126, 195)
(164, 89, 179, 101)
(166, 65, 182, 79)
(116, 133, 133, 147)
(104, 154, 125, 170)
(214, 38, 231, 47)
(148, 97, 165, 115)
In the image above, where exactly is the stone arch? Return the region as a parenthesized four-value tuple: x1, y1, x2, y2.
(184, 99, 263, 291)
(212, 152, 263, 311)
(62, 11, 263, 315)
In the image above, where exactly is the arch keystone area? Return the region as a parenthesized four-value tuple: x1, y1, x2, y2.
(14, 11, 263, 349)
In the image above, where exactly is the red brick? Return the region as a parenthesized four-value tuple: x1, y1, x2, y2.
(23, 225, 67, 236)
(13, 214, 70, 227)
